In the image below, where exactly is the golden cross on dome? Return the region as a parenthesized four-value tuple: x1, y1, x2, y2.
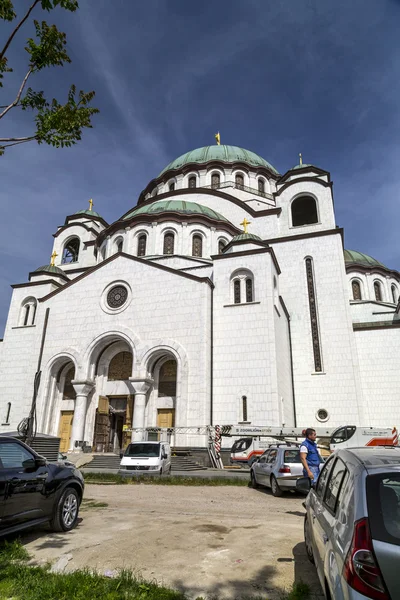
(215, 131, 221, 145)
(240, 218, 251, 234)
(50, 251, 58, 266)
(89, 198, 93, 211)
(299, 153, 303, 166)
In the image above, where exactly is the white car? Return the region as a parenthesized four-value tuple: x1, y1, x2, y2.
(119, 441, 171, 476)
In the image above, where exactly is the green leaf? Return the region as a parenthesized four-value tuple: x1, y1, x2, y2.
(0, 0, 16, 22)
(26, 20, 71, 70)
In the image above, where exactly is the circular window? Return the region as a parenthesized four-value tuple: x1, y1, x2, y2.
(316, 408, 329, 423)
(107, 285, 128, 309)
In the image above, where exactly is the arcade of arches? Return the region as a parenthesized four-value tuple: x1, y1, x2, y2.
(53, 349, 177, 453)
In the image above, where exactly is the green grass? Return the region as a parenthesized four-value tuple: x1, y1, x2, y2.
(83, 472, 249, 486)
(0, 541, 310, 600)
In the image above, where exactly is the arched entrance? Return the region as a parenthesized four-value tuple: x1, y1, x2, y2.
(92, 345, 134, 452)
(145, 352, 178, 441)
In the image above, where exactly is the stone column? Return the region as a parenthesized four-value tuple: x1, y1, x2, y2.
(129, 378, 153, 441)
(69, 380, 94, 451)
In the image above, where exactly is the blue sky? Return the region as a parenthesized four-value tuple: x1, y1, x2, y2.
(1, 0, 400, 333)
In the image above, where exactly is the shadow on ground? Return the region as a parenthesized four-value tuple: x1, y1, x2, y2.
(1, 517, 83, 557)
(170, 541, 324, 600)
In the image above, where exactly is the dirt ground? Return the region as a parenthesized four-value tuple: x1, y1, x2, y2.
(19, 484, 324, 599)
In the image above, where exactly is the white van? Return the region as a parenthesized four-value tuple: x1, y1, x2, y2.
(119, 441, 171, 476)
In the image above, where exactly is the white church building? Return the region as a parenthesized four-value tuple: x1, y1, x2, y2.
(0, 144, 399, 453)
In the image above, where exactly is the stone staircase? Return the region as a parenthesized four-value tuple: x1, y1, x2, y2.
(82, 452, 208, 472)
(85, 453, 121, 470)
(171, 451, 207, 471)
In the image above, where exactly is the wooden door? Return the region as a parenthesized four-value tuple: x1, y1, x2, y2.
(58, 411, 74, 453)
(157, 409, 175, 428)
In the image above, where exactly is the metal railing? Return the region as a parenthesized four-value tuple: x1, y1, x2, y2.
(202, 181, 274, 200)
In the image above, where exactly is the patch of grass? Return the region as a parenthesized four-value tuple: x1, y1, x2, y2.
(0, 542, 310, 600)
(83, 472, 249, 486)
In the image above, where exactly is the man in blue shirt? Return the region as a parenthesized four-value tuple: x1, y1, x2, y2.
(300, 428, 322, 484)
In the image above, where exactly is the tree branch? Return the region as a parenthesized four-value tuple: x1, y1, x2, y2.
(0, 68, 33, 119)
(0, 135, 36, 142)
(0, 139, 36, 149)
(0, 0, 40, 61)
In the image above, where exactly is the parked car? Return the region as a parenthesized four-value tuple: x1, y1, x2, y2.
(250, 444, 321, 496)
(0, 435, 84, 537)
(119, 441, 171, 475)
(299, 446, 400, 600)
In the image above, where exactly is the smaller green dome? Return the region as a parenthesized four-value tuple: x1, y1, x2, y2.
(231, 232, 262, 243)
(290, 163, 314, 170)
(34, 264, 66, 276)
(344, 249, 386, 269)
(124, 200, 229, 222)
(75, 209, 102, 218)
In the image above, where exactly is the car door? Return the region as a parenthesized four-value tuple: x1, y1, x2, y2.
(264, 449, 278, 487)
(254, 453, 269, 485)
(308, 456, 335, 575)
(0, 440, 49, 529)
(0, 458, 6, 525)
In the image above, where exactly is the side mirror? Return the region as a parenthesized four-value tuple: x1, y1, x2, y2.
(120, 452, 124, 459)
(35, 456, 47, 467)
(163, 454, 168, 460)
(22, 458, 36, 470)
(296, 476, 311, 495)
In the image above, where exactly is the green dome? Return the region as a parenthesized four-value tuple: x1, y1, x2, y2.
(159, 145, 279, 176)
(291, 163, 314, 170)
(344, 249, 386, 269)
(75, 209, 102, 218)
(231, 233, 262, 243)
(34, 264, 66, 276)
(124, 200, 229, 222)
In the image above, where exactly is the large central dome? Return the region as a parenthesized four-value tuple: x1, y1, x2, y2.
(159, 145, 279, 176)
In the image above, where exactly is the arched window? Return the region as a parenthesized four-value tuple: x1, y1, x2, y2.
(3, 402, 11, 424)
(192, 234, 203, 257)
(158, 360, 177, 397)
(352, 280, 362, 301)
(20, 297, 37, 326)
(242, 396, 248, 422)
(188, 176, 196, 189)
(258, 178, 265, 194)
(234, 280, 241, 304)
(291, 196, 318, 227)
(246, 278, 253, 303)
(137, 234, 147, 257)
(163, 232, 175, 255)
(62, 366, 76, 400)
(116, 238, 123, 253)
(62, 237, 80, 263)
(211, 172, 220, 189)
(169, 182, 175, 191)
(374, 281, 382, 302)
(100, 245, 106, 261)
(391, 285, 398, 304)
(218, 239, 226, 254)
(235, 173, 244, 189)
(108, 351, 133, 381)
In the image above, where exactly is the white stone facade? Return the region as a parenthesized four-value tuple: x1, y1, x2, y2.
(1, 146, 399, 450)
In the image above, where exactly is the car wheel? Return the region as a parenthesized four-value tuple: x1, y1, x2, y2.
(50, 487, 80, 532)
(250, 470, 259, 488)
(159, 468, 163, 477)
(304, 515, 315, 564)
(271, 475, 283, 497)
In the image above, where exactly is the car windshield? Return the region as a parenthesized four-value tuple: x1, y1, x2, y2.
(284, 450, 300, 463)
(124, 443, 160, 458)
(231, 439, 252, 452)
(367, 473, 400, 546)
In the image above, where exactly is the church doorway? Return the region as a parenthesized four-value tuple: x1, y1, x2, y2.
(58, 411, 74, 453)
(93, 395, 133, 452)
(157, 408, 175, 429)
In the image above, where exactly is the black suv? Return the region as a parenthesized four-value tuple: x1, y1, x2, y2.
(0, 435, 84, 537)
